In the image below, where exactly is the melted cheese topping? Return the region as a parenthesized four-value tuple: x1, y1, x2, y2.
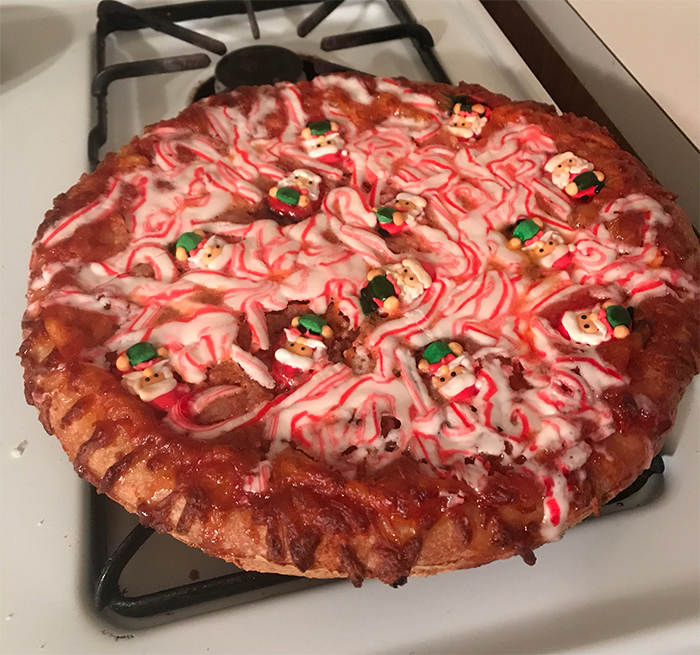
(32, 76, 698, 540)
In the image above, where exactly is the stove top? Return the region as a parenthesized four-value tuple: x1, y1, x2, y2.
(3, 0, 697, 651)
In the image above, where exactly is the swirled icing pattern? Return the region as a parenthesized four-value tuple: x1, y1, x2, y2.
(32, 75, 698, 540)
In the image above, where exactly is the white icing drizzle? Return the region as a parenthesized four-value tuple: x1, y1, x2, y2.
(32, 77, 699, 541)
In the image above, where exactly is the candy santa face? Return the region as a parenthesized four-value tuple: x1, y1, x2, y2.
(393, 193, 426, 219)
(361, 258, 432, 315)
(522, 230, 574, 269)
(560, 304, 632, 346)
(282, 169, 321, 200)
(301, 121, 345, 160)
(385, 257, 432, 301)
(418, 341, 476, 402)
(271, 315, 333, 389)
(545, 152, 605, 199)
(544, 152, 593, 189)
(188, 236, 232, 270)
(375, 194, 426, 236)
(561, 310, 608, 346)
(446, 102, 489, 139)
(432, 357, 476, 401)
(274, 330, 326, 372)
(122, 359, 178, 403)
(268, 169, 323, 220)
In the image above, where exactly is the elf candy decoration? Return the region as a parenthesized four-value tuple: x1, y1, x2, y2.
(272, 313, 333, 389)
(301, 120, 347, 165)
(418, 341, 477, 402)
(115, 342, 187, 411)
(507, 217, 574, 270)
(545, 152, 605, 199)
(175, 230, 206, 261)
(446, 101, 491, 139)
(374, 193, 427, 236)
(360, 258, 432, 316)
(560, 301, 632, 346)
(268, 169, 322, 220)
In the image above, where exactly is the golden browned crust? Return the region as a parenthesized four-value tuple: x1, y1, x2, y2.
(20, 74, 700, 585)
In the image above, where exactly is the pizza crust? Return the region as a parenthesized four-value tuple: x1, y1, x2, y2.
(20, 344, 671, 585)
(20, 74, 699, 585)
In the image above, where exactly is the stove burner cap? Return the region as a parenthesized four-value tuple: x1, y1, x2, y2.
(214, 45, 304, 93)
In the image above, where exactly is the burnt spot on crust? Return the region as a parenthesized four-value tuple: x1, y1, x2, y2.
(98, 447, 143, 494)
(74, 424, 113, 483)
(176, 486, 210, 534)
(454, 513, 474, 546)
(60, 396, 92, 430)
(339, 544, 368, 588)
(288, 527, 322, 573)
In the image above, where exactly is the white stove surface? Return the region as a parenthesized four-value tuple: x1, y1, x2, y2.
(1, 1, 698, 653)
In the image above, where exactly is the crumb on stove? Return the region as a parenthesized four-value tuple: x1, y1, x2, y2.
(10, 440, 27, 458)
(101, 629, 134, 641)
(188, 568, 200, 581)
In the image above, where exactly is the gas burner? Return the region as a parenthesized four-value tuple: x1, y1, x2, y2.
(214, 45, 304, 93)
(191, 53, 364, 104)
(192, 44, 306, 103)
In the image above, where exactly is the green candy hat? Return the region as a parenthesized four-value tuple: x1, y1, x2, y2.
(126, 341, 160, 367)
(298, 313, 328, 336)
(115, 341, 165, 373)
(422, 341, 453, 365)
(512, 218, 542, 245)
(375, 206, 396, 224)
(176, 231, 204, 253)
(292, 313, 334, 339)
(275, 186, 302, 206)
(307, 120, 333, 136)
(605, 304, 631, 329)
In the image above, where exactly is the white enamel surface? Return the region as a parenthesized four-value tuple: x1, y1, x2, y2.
(1, 0, 698, 653)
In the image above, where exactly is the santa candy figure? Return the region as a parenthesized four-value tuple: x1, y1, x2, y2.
(560, 302, 632, 346)
(271, 313, 334, 390)
(268, 168, 322, 221)
(115, 341, 187, 411)
(374, 193, 427, 236)
(418, 341, 476, 402)
(545, 151, 605, 199)
(360, 257, 432, 316)
(445, 101, 491, 140)
(301, 120, 347, 165)
(507, 217, 574, 270)
(186, 235, 233, 271)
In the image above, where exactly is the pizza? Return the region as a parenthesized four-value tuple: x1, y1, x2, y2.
(20, 74, 699, 586)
